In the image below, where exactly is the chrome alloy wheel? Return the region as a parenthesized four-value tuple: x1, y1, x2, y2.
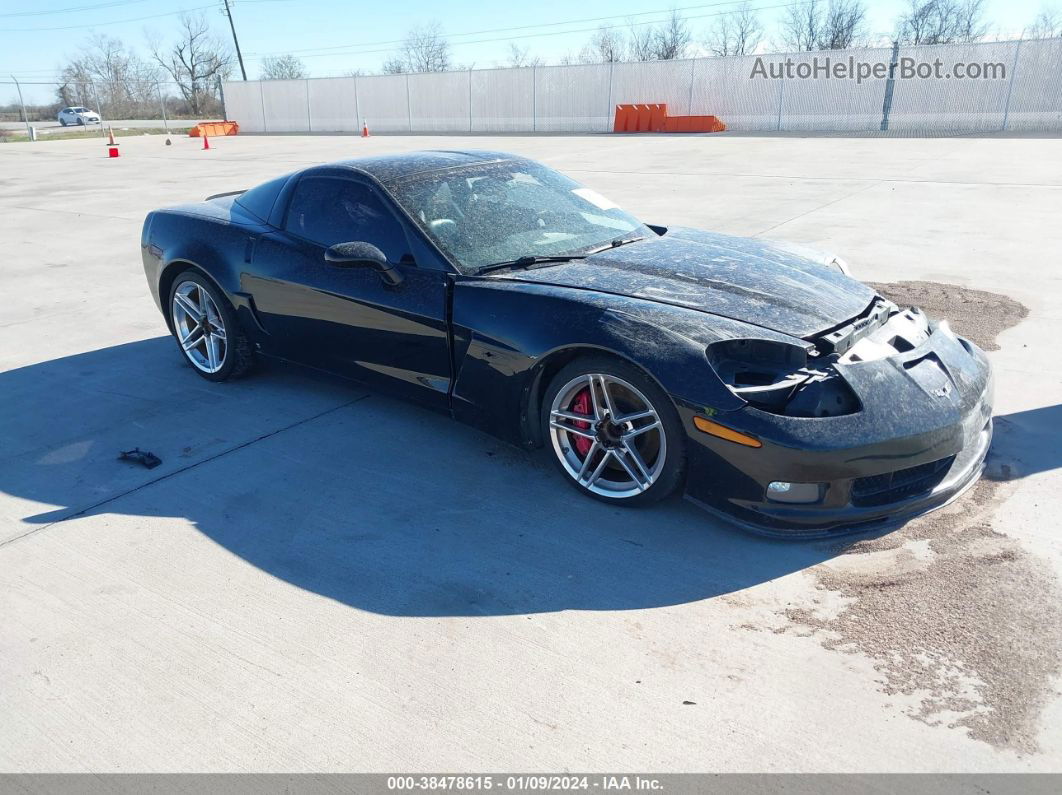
(171, 280, 227, 374)
(548, 373, 666, 499)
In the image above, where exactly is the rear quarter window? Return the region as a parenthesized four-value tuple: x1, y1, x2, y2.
(235, 174, 291, 222)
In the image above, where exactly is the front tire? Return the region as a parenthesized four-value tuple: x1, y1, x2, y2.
(542, 356, 686, 506)
(167, 270, 254, 381)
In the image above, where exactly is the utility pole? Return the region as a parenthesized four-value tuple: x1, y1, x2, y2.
(222, 0, 248, 80)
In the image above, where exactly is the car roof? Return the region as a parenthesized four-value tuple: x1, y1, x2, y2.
(322, 149, 527, 184)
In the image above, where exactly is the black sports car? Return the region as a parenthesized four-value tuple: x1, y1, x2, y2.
(141, 150, 993, 536)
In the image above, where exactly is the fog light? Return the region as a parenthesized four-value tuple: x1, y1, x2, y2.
(766, 481, 822, 504)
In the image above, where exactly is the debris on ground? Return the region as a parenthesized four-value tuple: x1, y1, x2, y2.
(118, 448, 162, 470)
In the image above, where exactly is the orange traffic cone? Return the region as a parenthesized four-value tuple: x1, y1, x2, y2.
(202, 133, 210, 150)
(105, 126, 119, 157)
(361, 120, 370, 138)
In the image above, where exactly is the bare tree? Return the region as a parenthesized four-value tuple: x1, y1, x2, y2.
(56, 58, 97, 110)
(403, 22, 452, 72)
(897, 0, 987, 45)
(381, 22, 451, 73)
(1030, 5, 1062, 37)
(628, 21, 657, 61)
(652, 9, 692, 59)
(780, 0, 823, 50)
(820, 0, 868, 49)
(57, 34, 160, 117)
(898, 0, 943, 43)
(707, 2, 763, 56)
(505, 43, 542, 68)
(260, 54, 308, 80)
(580, 25, 626, 63)
(955, 0, 988, 42)
(627, 9, 692, 61)
(150, 13, 231, 116)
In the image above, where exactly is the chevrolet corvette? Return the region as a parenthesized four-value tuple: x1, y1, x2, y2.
(140, 150, 993, 536)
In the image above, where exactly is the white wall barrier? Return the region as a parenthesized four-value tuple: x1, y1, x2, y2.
(224, 39, 1062, 135)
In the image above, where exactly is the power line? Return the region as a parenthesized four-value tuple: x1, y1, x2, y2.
(246, 0, 755, 57)
(1, 0, 814, 76)
(0, 0, 289, 32)
(0, 0, 152, 18)
(242, 0, 816, 62)
(0, 3, 215, 32)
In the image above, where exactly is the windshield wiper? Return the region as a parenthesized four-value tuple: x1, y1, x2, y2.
(585, 235, 647, 255)
(477, 235, 645, 275)
(478, 254, 588, 275)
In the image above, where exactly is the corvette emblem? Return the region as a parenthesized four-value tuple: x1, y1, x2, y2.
(933, 382, 953, 398)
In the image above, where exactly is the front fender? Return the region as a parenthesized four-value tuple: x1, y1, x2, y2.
(450, 278, 791, 445)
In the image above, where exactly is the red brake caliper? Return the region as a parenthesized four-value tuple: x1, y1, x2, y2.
(570, 387, 593, 458)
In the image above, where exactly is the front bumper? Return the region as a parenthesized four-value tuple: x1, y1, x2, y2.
(681, 328, 994, 538)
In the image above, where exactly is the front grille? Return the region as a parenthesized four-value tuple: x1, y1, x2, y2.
(850, 456, 955, 507)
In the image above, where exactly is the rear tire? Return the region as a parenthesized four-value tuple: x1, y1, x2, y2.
(166, 270, 254, 382)
(541, 355, 686, 506)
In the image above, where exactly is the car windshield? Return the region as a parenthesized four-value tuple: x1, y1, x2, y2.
(388, 160, 650, 272)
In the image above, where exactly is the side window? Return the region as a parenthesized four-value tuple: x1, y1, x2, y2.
(284, 176, 411, 262)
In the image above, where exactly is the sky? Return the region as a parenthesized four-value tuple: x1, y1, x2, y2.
(0, 0, 1050, 103)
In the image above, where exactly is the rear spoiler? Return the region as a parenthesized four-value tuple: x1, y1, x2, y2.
(206, 190, 246, 201)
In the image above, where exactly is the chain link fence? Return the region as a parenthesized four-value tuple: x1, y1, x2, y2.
(221, 38, 1062, 135)
(0, 78, 224, 131)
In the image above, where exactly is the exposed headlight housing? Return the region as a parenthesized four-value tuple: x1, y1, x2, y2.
(706, 338, 861, 418)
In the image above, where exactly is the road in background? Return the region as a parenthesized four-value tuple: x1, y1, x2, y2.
(0, 119, 205, 133)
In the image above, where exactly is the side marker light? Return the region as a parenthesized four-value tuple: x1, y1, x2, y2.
(693, 416, 762, 448)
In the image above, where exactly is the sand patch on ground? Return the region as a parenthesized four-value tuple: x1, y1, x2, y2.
(790, 475, 1062, 754)
(869, 280, 1028, 352)
(768, 284, 1061, 754)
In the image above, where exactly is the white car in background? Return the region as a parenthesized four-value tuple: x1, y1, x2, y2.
(57, 106, 101, 126)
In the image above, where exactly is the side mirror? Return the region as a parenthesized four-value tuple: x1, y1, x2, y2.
(324, 241, 404, 286)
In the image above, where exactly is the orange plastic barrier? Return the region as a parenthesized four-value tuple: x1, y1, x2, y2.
(613, 103, 668, 132)
(189, 121, 239, 137)
(664, 115, 726, 132)
(611, 104, 632, 130)
(613, 105, 725, 133)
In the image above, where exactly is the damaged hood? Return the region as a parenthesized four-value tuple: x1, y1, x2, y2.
(501, 227, 876, 338)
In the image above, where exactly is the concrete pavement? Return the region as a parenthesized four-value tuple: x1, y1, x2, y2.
(1, 132, 1060, 772)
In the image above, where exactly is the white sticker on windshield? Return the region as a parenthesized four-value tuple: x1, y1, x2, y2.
(572, 188, 619, 210)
